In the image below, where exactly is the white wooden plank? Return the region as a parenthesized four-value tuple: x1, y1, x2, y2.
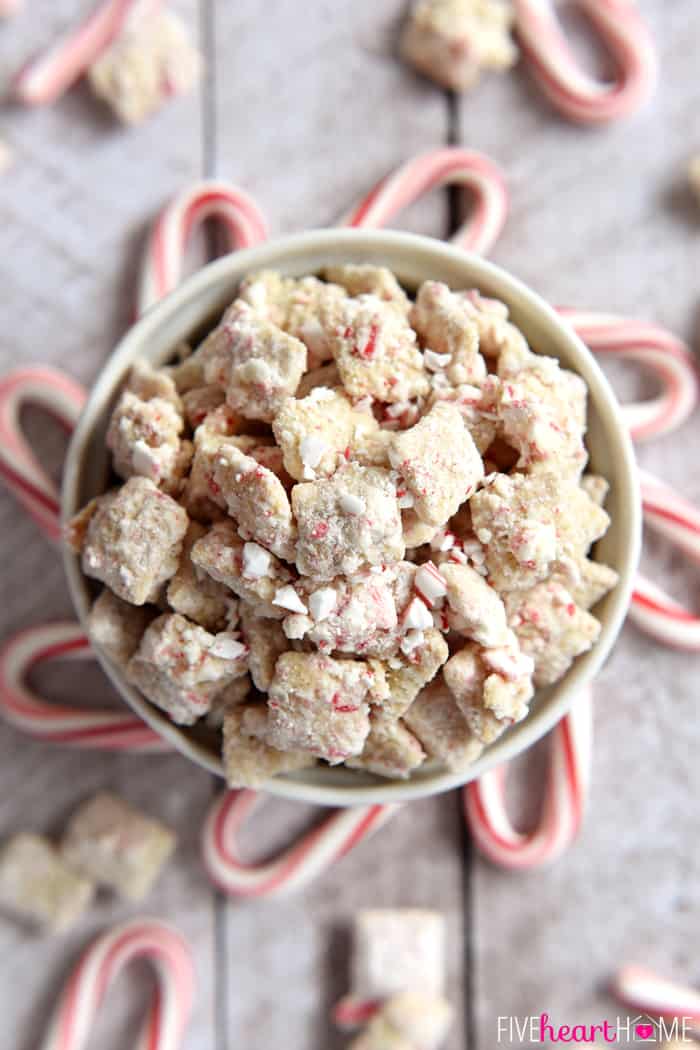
(0, 5, 218, 1048)
(466, 1, 700, 1037)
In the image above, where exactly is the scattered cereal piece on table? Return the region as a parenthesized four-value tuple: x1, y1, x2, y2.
(403, 679, 483, 771)
(0, 834, 94, 933)
(88, 10, 202, 125)
(60, 792, 175, 902)
(292, 462, 404, 579)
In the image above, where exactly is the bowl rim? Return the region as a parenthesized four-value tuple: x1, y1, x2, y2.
(62, 228, 642, 807)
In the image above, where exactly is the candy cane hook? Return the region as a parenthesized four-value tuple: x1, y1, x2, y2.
(559, 309, 699, 442)
(463, 687, 593, 869)
(0, 622, 168, 750)
(40, 919, 194, 1050)
(0, 367, 86, 542)
(13, 0, 163, 107)
(342, 147, 508, 256)
(515, 0, 657, 125)
(137, 180, 270, 315)
(202, 789, 399, 898)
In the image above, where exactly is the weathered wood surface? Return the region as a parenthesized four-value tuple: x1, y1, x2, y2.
(0, 1, 698, 1048)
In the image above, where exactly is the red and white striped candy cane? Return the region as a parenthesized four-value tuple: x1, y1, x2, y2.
(611, 966, 700, 1031)
(628, 470, 700, 652)
(515, 0, 657, 125)
(559, 309, 699, 442)
(13, 0, 162, 107)
(137, 180, 269, 316)
(202, 789, 399, 898)
(0, 622, 168, 750)
(0, 367, 86, 542)
(463, 686, 592, 870)
(342, 147, 508, 256)
(40, 919, 194, 1050)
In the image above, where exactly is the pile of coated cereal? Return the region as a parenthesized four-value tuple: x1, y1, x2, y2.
(67, 264, 618, 785)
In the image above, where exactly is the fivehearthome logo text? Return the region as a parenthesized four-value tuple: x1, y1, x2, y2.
(497, 1012, 696, 1043)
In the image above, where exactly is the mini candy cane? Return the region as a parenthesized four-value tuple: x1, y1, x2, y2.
(559, 309, 699, 441)
(611, 966, 700, 1030)
(13, 0, 161, 107)
(515, 0, 657, 125)
(628, 470, 700, 652)
(0, 367, 86, 542)
(137, 180, 269, 315)
(463, 687, 592, 869)
(342, 147, 508, 256)
(202, 789, 398, 898)
(0, 622, 168, 750)
(40, 919, 194, 1050)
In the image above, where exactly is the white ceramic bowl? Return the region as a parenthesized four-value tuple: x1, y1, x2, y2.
(62, 229, 641, 806)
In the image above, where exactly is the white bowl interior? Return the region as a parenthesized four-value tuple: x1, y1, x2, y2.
(62, 230, 641, 806)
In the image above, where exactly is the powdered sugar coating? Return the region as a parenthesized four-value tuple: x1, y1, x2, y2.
(191, 520, 292, 618)
(403, 679, 484, 772)
(0, 834, 94, 933)
(201, 299, 307, 421)
(351, 909, 446, 1000)
(88, 10, 201, 125)
(389, 402, 484, 526)
(400, 0, 516, 93)
(222, 705, 314, 788)
(469, 472, 609, 592)
(347, 715, 426, 779)
(72, 477, 188, 605)
(505, 580, 603, 686)
(88, 589, 156, 668)
(69, 265, 616, 785)
(213, 442, 297, 559)
(293, 462, 404, 579)
(60, 793, 175, 902)
(264, 652, 381, 763)
(351, 991, 453, 1050)
(167, 522, 233, 632)
(330, 294, 429, 403)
